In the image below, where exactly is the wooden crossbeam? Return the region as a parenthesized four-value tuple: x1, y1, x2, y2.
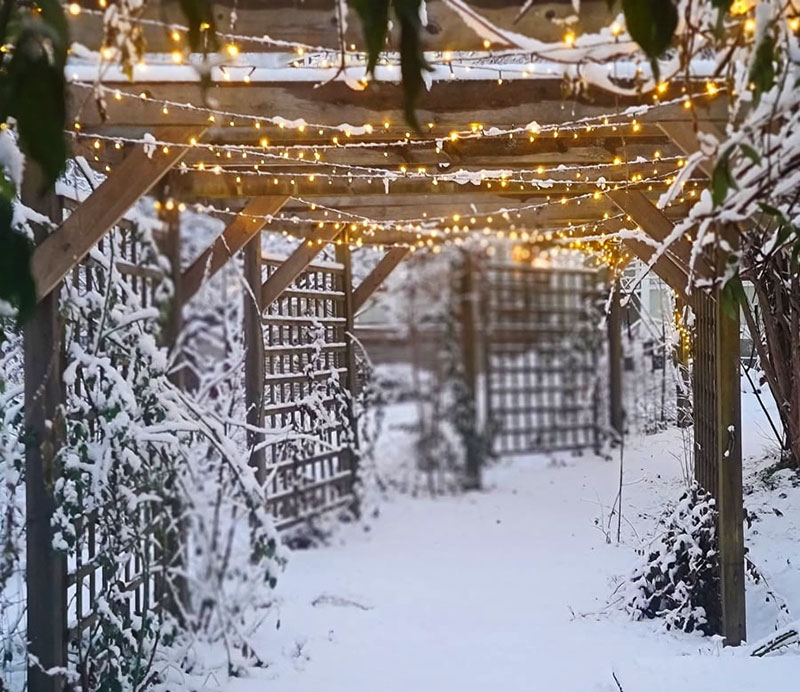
(182, 196, 289, 303)
(171, 171, 672, 200)
(353, 247, 411, 312)
(31, 126, 203, 301)
(70, 79, 727, 137)
(261, 228, 343, 308)
(607, 188, 715, 282)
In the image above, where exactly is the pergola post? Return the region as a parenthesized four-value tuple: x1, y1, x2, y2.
(459, 251, 482, 491)
(243, 231, 267, 485)
(23, 164, 67, 692)
(714, 287, 746, 645)
(674, 297, 693, 428)
(336, 243, 361, 517)
(609, 194, 746, 643)
(607, 278, 624, 442)
(156, 194, 189, 621)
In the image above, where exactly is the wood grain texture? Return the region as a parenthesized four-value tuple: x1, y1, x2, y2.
(32, 126, 204, 301)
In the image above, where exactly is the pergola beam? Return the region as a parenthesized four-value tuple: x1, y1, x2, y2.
(69, 79, 726, 136)
(261, 228, 343, 308)
(182, 195, 289, 303)
(172, 171, 673, 200)
(353, 247, 411, 312)
(31, 126, 203, 301)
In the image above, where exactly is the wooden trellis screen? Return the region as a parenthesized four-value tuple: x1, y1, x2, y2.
(260, 253, 359, 531)
(63, 217, 165, 665)
(481, 263, 604, 456)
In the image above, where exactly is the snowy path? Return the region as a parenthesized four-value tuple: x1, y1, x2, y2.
(230, 393, 798, 692)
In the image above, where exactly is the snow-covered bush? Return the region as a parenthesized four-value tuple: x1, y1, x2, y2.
(625, 483, 721, 635)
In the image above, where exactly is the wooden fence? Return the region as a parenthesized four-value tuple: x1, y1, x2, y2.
(480, 263, 604, 456)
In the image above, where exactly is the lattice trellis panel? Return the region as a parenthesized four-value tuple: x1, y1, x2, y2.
(261, 255, 357, 531)
(63, 219, 165, 653)
(483, 263, 603, 455)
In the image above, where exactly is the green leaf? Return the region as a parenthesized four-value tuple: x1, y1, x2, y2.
(393, 0, 430, 132)
(177, 0, 218, 52)
(710, 0, 733, 34)
(621, 0, 678, 81)
(0, 194, 36, 325)
(721, 275, 746, 321)
(791, 236, 800, 270)
(739, 143, 761, 165)
(749, 34, 776, 106)
(3, 24, 68, 187)
(36, 0, 69, 61)
(351, 0, 390, 73)
(711, 149, 737, 207)
(758, 202, 787, 222)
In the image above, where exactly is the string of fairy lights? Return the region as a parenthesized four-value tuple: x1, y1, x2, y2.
(55, 0, 757, 272)
(64, 1, 785, 86)
(75, 128, 689, 188)
(62, 3, 652, 71)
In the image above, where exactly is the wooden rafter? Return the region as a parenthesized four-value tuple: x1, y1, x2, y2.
(31, 126, 204, 301)
(261, 227, 343, 308)
(353, 247, 411, 312)
(182, 195, 289, 303)
(69, 80, 726, 140)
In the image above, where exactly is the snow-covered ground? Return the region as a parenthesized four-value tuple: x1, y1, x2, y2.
(229, 384, 798, 692)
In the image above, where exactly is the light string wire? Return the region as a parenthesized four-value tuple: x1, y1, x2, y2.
(182, 167, 699, 238)
(73, 129, 689, 186)
(70, 80, 719, 150)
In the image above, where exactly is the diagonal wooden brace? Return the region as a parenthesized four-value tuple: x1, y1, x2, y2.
(31, 126, 205, 301)
(353, 247, 411, 312)
(261, 228, 343, 308)
(182, 196, 289, 303)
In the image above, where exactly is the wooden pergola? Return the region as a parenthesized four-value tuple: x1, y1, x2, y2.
(23, 3, 746, 690)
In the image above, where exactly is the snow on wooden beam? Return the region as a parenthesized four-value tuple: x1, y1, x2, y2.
(171, 171, 662, 199)
(69, 80, 726, 137)
(31, 126, 204, 301)
(182, 195, 289, 303)
(261, 227, 343, 308)
(606, 188, 715, 282)
(353, 247, 411, 312)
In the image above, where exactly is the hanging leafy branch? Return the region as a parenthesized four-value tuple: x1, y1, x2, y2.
(0, 0, 69, 324)
(0, 0, 216, 324)
(351, 0, 430, 130)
